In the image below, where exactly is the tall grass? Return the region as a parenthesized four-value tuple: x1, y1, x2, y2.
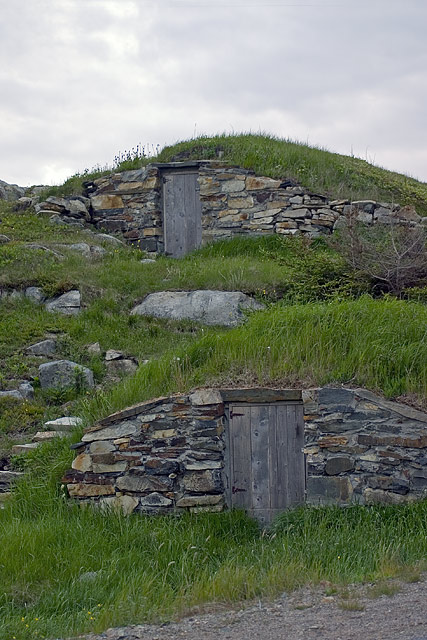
(80, 296, 427, 424)
(1, 495, 425, 639)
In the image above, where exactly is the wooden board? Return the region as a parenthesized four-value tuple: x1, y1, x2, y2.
(225, 402, 305, 525)
(220, 389, 302, 403)
(162, 171, 202, 257)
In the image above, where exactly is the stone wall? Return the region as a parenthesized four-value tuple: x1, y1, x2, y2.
(64, 386, 427, 514)
(304, 387, 427, 505)
(36, 162, 425, 254)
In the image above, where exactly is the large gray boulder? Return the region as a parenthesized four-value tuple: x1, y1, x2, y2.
(45, 290, 81, 315)
(38, 360, 94, 389)
(131, 290, 264, 326)
(0, 179, 25, 201)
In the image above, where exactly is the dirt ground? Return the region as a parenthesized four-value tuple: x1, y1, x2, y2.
(79, 577, 427, 640)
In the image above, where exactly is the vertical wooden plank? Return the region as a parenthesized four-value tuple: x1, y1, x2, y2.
(268, 404, 279, 510)
(275, 404, 290, 509)
(250, 405, 270, 512)
(230, 405, 252, 509)
(285, 404, 305, 506)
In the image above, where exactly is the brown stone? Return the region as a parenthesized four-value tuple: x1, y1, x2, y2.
(67, 483, 115, 497)
(72, 454, 93, 473)
(91, 194, 124, 210)
(318, 436, 348, 448)
(358, 434, 427, 448)
(176, 494, 223, 508)
(246, 176, 281, 190)
(189, 389, 223, 406)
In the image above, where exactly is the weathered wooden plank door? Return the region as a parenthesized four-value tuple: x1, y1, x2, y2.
(162, 171, 202, 257)
(225, 402, 305, 525)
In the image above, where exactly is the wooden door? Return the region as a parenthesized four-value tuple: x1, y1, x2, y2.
(225, 402, 305, 525)
(162, 171, 202, 257)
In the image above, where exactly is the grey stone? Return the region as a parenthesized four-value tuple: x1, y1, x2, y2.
(116, 475, 172, 493)
(318, 387, 356, 411)
(44, 416, 83, 431)
(94, 233, 124, 246)
(82, 421, 138, 442)
(131, 290, 264, 327)
(306, 476, 353, 505)
(139, 492, 173, 507)
(49, 214, 68, 226)
(25, 287, 45, 303)
(0, 178, 25, 201)
(11, 443, 39, 455)
(18, 382, 34, 399)
(140, 258, 156, 264)
(0, 390, 23, 400)
(89, 441, 116, 454)
(87, 342, 101, 355)
(0, 234, 10, 244)
(0, 470, 23, 486)
(183, 470, 222, 493)
(26, 339, 56, 356)
(176, 494, 223, 508)
(45, 290, 81, 315)
(38, 360, 94, 389)
(106, 359, 138, 376)
(105, 349, 123, 361)
(189, 389, 223, 406)
(325, 456, 355, 475)
(185, 460, 222, 470)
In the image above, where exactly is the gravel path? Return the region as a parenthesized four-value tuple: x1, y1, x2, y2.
(79, 578, 427, 640)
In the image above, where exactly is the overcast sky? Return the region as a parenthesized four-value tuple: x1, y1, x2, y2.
(1, 0, 426, 187)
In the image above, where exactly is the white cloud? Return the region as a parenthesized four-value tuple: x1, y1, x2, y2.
(0, 0, 426, 186)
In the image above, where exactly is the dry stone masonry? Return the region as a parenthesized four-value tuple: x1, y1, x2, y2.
(35, 162, 425, 254)
(64, 386, 427, 515)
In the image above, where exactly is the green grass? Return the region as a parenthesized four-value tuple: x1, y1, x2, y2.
(80, 296, 427, 424)
(37, 133, 427, 215)
(1, 464, 425, 640)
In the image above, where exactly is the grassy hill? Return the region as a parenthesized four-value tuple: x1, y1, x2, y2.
(43, 133, 427, 216)
(0, 135, 426, 640)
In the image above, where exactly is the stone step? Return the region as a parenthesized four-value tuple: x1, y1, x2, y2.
(33, 431, 68, 442)
(0, 470, 23, 488)
(44, 416, 83, 432)
(11, 443, 39, 455)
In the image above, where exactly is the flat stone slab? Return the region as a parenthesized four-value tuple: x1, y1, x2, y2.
(11, 443, 39, 455)
(44, 416, 83, 431)
(33, 431, 67, 442)
(131, 290, 264, 326)
(45, 290, 81, 315)
(26, 339, 57, 356)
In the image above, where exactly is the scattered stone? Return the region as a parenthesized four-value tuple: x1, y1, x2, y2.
(13, 196, 33, 211)
(87, 342, 102, 356)
(0, 390, 23, 400)
(49, 214, 68, 226)
(140, 258, 156, 264)
(33, 431, 66, 442)
(0, 178, 25, 201)
(94, 233, 124, 246)
(0, 470, 23, 487)
(38, 360, 94, 389)
(25, 287, 45, 303)
(44, 416, 83, 431)
(11, 443, 39, 455)
(0, 234, 10, 244)
(131, 290, 264, 327)
(105, 349, 123, 361)
(45, 290, 81, 315)
(54, 243, 106, 258)
(106, 359, 138, 376)
(26, 339, 57, 356)
(78, 571, 100, 582)
(18, 382, 34, 399)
